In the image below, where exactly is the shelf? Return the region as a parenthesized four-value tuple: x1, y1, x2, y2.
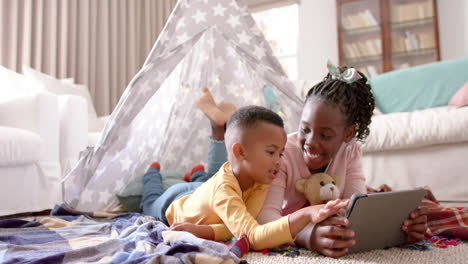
(341, 25, 381, 35)
(392, 48, 437, 59)
(343, 55, 382, 64)
(337, 0, 439, 75)
(391, 17, 434, 29)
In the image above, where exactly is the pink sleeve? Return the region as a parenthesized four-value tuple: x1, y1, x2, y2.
(257, 168, 287, 224)
(341, 142, 367, 198)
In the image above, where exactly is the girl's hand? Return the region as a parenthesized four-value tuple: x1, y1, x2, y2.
(170, 222, 215, 240)
(309, 215, 355, 258)
(402, 206, 428, 243)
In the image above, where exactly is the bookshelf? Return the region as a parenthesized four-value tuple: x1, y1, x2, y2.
(337, 0, 440, 78)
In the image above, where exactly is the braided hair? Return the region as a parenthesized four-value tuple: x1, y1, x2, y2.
(305, 67, 375, 142)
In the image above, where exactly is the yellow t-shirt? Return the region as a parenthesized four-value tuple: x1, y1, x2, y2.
(165, 162, 294, 250)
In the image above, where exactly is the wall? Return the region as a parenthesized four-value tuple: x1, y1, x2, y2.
(297, 0, 337, 82)
(437, 0, 468, 60)
(297, 0, 468, 81)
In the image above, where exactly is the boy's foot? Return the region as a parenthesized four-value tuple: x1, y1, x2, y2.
(197, 87, 236, 127)
(184, 164, 205, 182)
(149, 162, 161, 171)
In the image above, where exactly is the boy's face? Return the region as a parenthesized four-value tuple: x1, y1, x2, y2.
(298, 97, 354, 173)
(240, 121, 287, 185)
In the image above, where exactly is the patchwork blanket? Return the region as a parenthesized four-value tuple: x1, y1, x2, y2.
(368, 185, 468, 239)
(0, 206, 241, 264)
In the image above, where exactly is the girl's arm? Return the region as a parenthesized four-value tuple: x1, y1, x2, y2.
(257, 184, 285, 224)
(341, 142, 366, 198)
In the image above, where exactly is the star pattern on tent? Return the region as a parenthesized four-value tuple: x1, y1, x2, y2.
(212, 3, 226, 16)
(192, 10, 207, 24)
(177, 32, 190, 45)
(229, 0, 238, 8)
(253, 45, 266, 60)
(155, 70, 169, 84)
(99, 190, 112, 204)
(227, 14, 240, 28)
(81, 189, 94, 204)
(159, 32, 169, 44)
(120, 155, 132, 171)
(115, 177, 125, 190)
(237, 31, 252, 45)
(226, 46, 237, 58)
(176, 17, 186, 31)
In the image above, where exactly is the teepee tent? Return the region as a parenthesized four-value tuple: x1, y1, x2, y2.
(63, 0, 304, 211)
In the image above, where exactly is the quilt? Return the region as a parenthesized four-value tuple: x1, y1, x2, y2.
(0, 206, 241, 264)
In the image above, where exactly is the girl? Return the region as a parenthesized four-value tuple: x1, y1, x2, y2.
(175, 62, 428, 257)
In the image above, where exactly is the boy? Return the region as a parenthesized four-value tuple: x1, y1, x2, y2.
(142, 105, 348, 250)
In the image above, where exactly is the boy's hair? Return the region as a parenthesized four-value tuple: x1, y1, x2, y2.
(226, 105, 284, 135)
(305, 67, 375, 142)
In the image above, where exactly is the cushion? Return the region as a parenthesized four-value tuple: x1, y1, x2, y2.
(449, 82, 468, 108)
(117, 170, 184, 212)
(369, 57, 468, 114)
(0, 65, 45, 102)
(22, 65, 98, 125)
(362, 105, 468, 152)
(0, 126, 42, 166)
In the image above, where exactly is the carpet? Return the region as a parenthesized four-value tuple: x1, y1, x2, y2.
(243, 243, 468, 264)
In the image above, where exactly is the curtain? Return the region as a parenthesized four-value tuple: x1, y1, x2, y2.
(0, 0, 177, 116)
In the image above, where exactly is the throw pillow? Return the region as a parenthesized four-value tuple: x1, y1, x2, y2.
(22, 65, 98, 124)
(369, 57, 468, 113)
(0, 65, 45, 102)
(117, 170, 184, 212)
(449, 82, 468, 108)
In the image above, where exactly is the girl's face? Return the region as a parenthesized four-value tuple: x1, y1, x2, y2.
(298, 97, 355, 173)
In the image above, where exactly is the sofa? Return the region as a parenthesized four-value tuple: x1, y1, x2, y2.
(0, 65, 92, 216)
(361, 57, 468, 202)
(0, 67, 62, 215)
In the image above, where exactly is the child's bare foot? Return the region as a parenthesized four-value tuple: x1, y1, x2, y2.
(197, 87, 235, 127)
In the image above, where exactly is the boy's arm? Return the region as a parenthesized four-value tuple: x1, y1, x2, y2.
(213, 184, 349, 250)
(170, 223, 232, 241)
(287, 200, 349, 237)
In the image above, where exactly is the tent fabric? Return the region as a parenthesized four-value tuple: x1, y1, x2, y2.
(63, 0, 304, 212)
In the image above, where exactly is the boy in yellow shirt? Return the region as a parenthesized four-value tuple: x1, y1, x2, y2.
(141, 105, 348, 250)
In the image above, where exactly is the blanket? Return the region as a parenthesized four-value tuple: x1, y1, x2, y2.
(0, 206, 241, 264)
(368, 185, 468, 239)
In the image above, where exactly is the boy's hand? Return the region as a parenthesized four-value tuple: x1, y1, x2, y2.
(170, 222, 215, 240)
(402, 206, 428, 243)
(312, 199, 350, 224)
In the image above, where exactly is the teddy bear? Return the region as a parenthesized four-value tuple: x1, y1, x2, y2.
(295, 173, 341, 205)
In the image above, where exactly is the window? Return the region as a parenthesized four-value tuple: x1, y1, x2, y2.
(252, 3, 299, 79)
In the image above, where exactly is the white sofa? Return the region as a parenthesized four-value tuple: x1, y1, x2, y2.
(361, 105, 468, 202)
(0, 65, 92, 216)
(0, 93, 63, 216)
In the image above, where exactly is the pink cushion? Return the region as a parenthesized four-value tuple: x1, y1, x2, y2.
(449, 82, 468, 107)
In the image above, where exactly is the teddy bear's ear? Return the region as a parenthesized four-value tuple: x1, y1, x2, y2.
(295, 179, 307, 193)
(331, 175, 341, 188)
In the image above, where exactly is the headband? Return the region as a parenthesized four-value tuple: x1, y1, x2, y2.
(327, 59, 362, 84)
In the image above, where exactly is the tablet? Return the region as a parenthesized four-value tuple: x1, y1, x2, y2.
(345, 188, 426, 254)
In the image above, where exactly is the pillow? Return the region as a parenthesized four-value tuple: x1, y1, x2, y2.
(0, 65, 45, 102)
(117, 170, 184, 212)
(22, 65, 98, 123)
(449, 82, 468, 108)
(369, 57, 468, 113)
